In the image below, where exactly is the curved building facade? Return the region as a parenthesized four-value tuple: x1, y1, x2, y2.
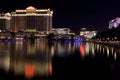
(109, 17, 120, 29)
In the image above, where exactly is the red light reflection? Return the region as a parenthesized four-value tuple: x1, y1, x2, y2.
(25, 64, 34, 78)
(80, 44, 84, 56)
(49, 62, 52, 75)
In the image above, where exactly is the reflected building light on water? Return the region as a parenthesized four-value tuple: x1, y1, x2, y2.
(49, 62, 52, 75)
(15, 42, 23, 49)
(4, 55, 10, 72)
(38, 39, 47, 53)
(74, 43, 77, 49)
(107, 47, 109, 57)
(97, 44, 99, 51)
(114, 52, 117, 60)
(27, 41, 36, 55)
(51, 46, 54, 56)
(2, 38, 120, 79)
(11, 48, 52, 78)
(79, 44, 84, 57)
(15, 41, 25, 56)
(15, 41, 23, 45)
(0, 42, 11, 72)
(111, 48, 114, 55)
(0, 42, 11, 55)
(77, 42, 120, 60)
(74, 42, 79, 49)
(57, 42, 61, 54)
(12, 61, 52, 78)
(92, 44, 95, 56)
(58, 43, 65, 55)
(98, 45, 120, 60)
(25, 63, 35, 78)
(0, 55, 10, 73)
(68, 42, 75, 54)
(0, 39, 55, 79)
(80, 41, 120, 60)
(85, 43, 89, 55)
(54, 41, 76, 56)
(79, 43, 96, 58)
(68, 42, 72, 53)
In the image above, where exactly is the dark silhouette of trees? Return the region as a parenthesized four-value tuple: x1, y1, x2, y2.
(92, 27, 120, 41)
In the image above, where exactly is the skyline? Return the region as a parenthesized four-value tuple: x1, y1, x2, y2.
(0, 0, 120, 34)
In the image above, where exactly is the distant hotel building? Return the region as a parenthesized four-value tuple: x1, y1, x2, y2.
(109, 17, 120, 29)
(80, 28, 97, 39)
(0, 13, 11, 31)
(52, 28, 71, 35)
(0, 13, 12, 39)
(11, 6, 53, 34)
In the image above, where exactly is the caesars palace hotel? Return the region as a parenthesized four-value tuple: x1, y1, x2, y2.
(10, 6, 53, 34)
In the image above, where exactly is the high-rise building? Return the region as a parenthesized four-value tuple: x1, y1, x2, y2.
(109, 17, 120, 29)
(11, 6, 53, 34)
(0, 13, 11, 30)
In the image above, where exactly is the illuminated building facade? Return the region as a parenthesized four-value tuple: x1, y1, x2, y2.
(80, 28, 97, 39)
(51, 28, 75, 39)
(0, 13, 12, 39)
(0, 13, 11, 30)
(51, 28, 71, 34)
(109, 17, 120, 29)
(11, 6, 53, 34)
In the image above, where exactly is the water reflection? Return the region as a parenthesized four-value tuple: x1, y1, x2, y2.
(79, 42, 96, 57)
(0, 39, 79, 78)
(0, 39, 52, 78)
(79, 42, 120, 60)
(0, 39, 120, 79)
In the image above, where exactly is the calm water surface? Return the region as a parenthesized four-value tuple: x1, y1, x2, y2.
(0, 39, 120, 80)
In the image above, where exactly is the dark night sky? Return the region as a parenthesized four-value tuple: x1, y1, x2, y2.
(0, 0, 120, 34)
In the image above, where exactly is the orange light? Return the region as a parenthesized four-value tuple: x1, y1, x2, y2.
(80, 44, 84, 56)
(49, 62, 52, 75)
(25, 64, 34, 78)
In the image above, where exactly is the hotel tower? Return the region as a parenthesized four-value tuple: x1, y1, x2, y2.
(11, 6, 53, 34)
